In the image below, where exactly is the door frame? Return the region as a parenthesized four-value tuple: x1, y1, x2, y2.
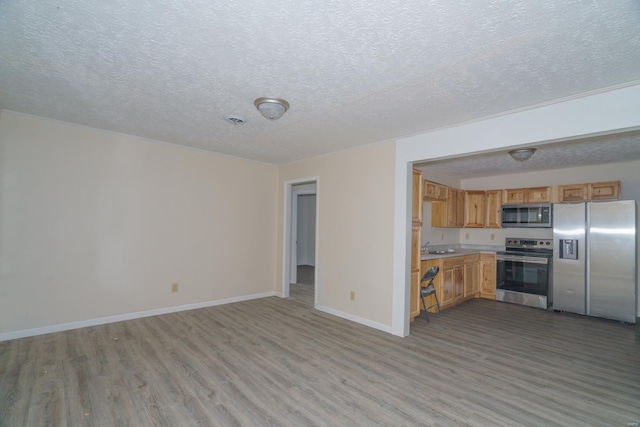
(282, 177, 319, 300)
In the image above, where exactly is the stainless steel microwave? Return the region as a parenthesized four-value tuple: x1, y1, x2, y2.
(501, 203, 552, 228)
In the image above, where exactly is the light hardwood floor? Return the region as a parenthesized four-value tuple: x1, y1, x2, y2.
(1, 285, 639, 426)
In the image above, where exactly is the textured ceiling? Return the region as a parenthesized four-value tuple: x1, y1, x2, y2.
(1, 1, 640, 164)
(416, 131, 640, 179)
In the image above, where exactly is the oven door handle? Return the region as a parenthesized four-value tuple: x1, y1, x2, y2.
(497, 255, 548, 264)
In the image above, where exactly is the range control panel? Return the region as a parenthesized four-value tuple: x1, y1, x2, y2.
(505, 238, 553, 250)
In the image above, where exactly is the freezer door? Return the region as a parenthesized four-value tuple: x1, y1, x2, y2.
(553, 203, 586, 314)
(588, 201, 637, 323)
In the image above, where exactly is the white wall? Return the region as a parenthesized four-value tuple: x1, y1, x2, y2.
(0, 111, 279, 337)
(393, 83, 640, 336)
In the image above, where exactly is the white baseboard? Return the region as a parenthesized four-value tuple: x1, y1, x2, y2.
(315, 305, 392, 334)
(0, 291, 277, 342)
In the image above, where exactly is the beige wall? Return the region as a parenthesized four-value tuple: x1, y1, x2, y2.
(277, 142, 396, 327)
(0, 111, 278, 335)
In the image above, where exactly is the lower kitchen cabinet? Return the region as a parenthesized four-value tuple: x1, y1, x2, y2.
(480, 253, 496, 299)
(409, 229, 422, 321)
(417, 252, 496, 316)
(442, 256, 464, 307)
(464, 254, 480, 297)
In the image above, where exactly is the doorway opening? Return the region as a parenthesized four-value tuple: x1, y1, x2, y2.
(282, 178, 318, 307)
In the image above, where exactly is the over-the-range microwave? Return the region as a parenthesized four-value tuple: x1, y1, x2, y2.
(501, 203, 552, 228)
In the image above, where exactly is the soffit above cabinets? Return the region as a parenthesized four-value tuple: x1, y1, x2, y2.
(415, 130, 640, 179)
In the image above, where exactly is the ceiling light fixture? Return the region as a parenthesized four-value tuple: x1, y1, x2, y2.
(509, 148, 537, 161)
(254, 97, 289, 120)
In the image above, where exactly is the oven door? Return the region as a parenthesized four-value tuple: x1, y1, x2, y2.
(497, 254, 549, 296)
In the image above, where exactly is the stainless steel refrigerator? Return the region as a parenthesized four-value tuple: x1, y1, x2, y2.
(553, 200, 637, 323)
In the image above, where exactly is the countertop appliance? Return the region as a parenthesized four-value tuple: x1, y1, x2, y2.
(553, 200, 637, 323)
(496, 238, 553, 309)
(501, 203, 552, 228)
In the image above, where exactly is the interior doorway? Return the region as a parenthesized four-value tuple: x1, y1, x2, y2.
(282, 178, 318, 304)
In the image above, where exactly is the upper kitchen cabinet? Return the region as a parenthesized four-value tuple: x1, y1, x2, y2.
(504, 186, 551, 204)
(557, 181, 621, 202)
(423, 180, 448, 201)
(556, 184, 587, 202)
(432, 188, 464, 227)
(485, 190, 502, 228)
(589, 181, 620, 200)
(412, 169, 423, 225)
(464, 191, 486, 228)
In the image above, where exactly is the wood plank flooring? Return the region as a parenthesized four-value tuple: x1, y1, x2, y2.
(1, 282, 639, 426)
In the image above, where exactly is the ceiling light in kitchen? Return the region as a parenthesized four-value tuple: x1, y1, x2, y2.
(509, 148, 537, 161)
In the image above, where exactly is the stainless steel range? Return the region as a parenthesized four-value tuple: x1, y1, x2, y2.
(496, 238, 553, 309)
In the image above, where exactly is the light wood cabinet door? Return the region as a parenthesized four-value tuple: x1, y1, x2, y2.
(442, 256, 464, 307)
(557, 181, 620, 202)
(504, 189, 525, 204)
(412, 169, 423, 226)
(464, 191, 486, 228)
(485, 190, 502, 228)
(526, 187, 551, 203)
(442, 266, 455, 306)
(445, 188, 464, 227)
(480, 253, 496, 299)
(558, 184, 588, 202)
(410, 269, 421, 321)
(453, 265, 464, 299)
(410, 226, 421, 321)
(589, 181, 620, 200)
(432, 188, 464, 228)
(504, 187, 550, 204)
(423, 180, 448, 201)
(464, 255, 480, 297)
(454, 189, 465, 227)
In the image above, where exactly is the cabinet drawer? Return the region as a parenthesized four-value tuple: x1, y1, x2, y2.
(442, 256, 464, 269)
(464, 254, 480, 263)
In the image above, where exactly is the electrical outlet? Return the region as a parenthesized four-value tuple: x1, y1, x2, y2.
(491, 233, 495, 241)
(350, 291, 355, 301)
(465, 233, 470, 240)
(441, 232, 444, 240)
(171, 283, 179, 293)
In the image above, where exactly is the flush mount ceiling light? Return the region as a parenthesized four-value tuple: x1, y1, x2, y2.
(509, 148, 537, 161)
(254, 97, 289, 120)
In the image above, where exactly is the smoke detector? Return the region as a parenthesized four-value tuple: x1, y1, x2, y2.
(224, 115, 246, 125)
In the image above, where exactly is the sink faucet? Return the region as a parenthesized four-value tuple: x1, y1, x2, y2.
(421, 241, 430, 252)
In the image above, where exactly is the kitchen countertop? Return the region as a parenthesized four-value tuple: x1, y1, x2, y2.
(420, 245, 502, 260)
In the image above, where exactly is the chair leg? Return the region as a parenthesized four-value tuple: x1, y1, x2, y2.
(433, 292, 441, 315)
(420, 294, 430, 322)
